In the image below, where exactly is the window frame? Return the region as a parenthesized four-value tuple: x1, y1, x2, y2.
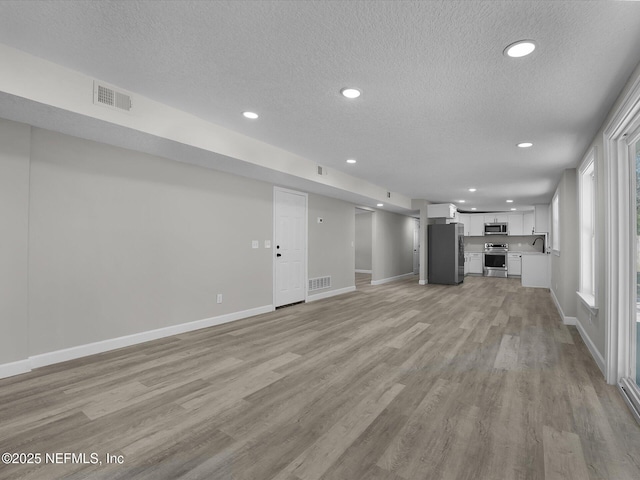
(551, 191, 560, 254)
(577, 147, 597, 311)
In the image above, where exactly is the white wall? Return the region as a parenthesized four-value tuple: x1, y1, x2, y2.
(573, 61, 640, 366)
(355, 211, 372, 271)
(27, 127, 274, 355)
(308, 194, 356, 292)
(0, 119, 30, 365)
(371, 210, 415, 283)
(551, 169, 579, 320)
(0, 119, 361, 376)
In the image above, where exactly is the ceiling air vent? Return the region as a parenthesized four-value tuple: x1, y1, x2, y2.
(317, 165, 326, 176)
(93, 81, 132, 112)
(387, 191, 391, 198)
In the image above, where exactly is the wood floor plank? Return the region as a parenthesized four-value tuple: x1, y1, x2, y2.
(543, 425, 591, 480)
(376, 378, 454, 472)
(273, 382, 405, 480)
(384, 322, 430, 349)
(493, 334, 520, 370)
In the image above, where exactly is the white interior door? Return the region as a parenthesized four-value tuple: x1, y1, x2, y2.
(274, 188, 307, 307)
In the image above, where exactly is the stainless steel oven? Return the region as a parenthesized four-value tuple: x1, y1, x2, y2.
(484, 243, 508, 278)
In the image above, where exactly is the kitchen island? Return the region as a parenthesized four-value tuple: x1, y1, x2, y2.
(520, 252, 550, 288)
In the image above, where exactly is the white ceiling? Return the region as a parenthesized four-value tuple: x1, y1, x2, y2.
(1, 0, 640, 212)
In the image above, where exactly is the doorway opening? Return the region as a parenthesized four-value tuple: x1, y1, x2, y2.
(355, 208, 373, 287)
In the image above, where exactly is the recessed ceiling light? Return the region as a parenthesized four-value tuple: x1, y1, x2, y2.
(504, 40, 536, 58)
(468, 188, 477, 192)
(517, 142, 533, 148)
(341, 88, 361, 99)
(377, 203, 384, 207)
(511, 208, 517, 211)
(242, 111, 259, 119)
(506, 199, 514, 203)
(459, 200, 466, 203)
(346, 159, 357, 164)
(471, 207, 477, 211)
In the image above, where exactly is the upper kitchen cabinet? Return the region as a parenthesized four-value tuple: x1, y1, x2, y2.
(484, 214, 508, 224)
(427, 203, 457, 219)
(458, 213, 469, 235)
(463, 211, 538, 236)
(469, 215, 485, 236)
(523, 211, 535, 235)
(508, 214, 523, 235)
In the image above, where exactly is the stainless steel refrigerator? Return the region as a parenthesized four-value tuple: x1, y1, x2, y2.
(427, 223, 464, 285)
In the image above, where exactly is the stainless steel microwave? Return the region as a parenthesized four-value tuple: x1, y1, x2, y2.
(484, 223, 508, 235)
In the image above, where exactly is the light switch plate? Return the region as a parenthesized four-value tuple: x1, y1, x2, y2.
(265, 240, 271, 248)
(252, 240, 259, 249)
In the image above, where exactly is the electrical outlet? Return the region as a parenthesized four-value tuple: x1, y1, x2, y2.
(217, 294, 223, 304)
(265, 240, 271, 248)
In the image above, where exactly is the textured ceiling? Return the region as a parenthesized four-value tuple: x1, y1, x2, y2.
(1, 0, 640, 211)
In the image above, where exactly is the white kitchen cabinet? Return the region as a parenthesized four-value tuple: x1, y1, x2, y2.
(507, 253, 522, 276)
(469, 215, 485, 236)
(521, 253, 550, 287)
(458, 213, 469, 236)
(508, 214, 523, 236)
(523, 212, 535, 236)
(464, 254, 469, 275)
(484, 214, 509, 224)
(428, 203, 457, 219)
(468, 253, 483, 275)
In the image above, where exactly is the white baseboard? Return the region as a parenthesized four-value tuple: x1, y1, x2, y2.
(355, 269, 372, 274)
(419, 279, 427, 285)
(550, 288, 576, 325)
(575, 319, 606, 377)
(0, 359, 31, 379)
(550, 287, 605, 376)
(371, 272, 416, 286)
(1, 305, 274, 379)
(307, 286, 356, 302)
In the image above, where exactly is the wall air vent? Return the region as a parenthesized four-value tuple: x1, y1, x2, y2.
(93, 81, 132, 112)
(317, 165, 325, 176)
(309, 276, 331, 291)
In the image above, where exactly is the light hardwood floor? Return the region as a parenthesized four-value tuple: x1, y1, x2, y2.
(1, 274, 640, 479)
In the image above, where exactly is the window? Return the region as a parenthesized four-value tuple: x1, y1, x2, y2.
(578, 148, 596, 308)
(551, 191, 560, 253)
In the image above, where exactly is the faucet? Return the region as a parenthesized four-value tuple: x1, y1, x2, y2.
(532, 236, 545, 252)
